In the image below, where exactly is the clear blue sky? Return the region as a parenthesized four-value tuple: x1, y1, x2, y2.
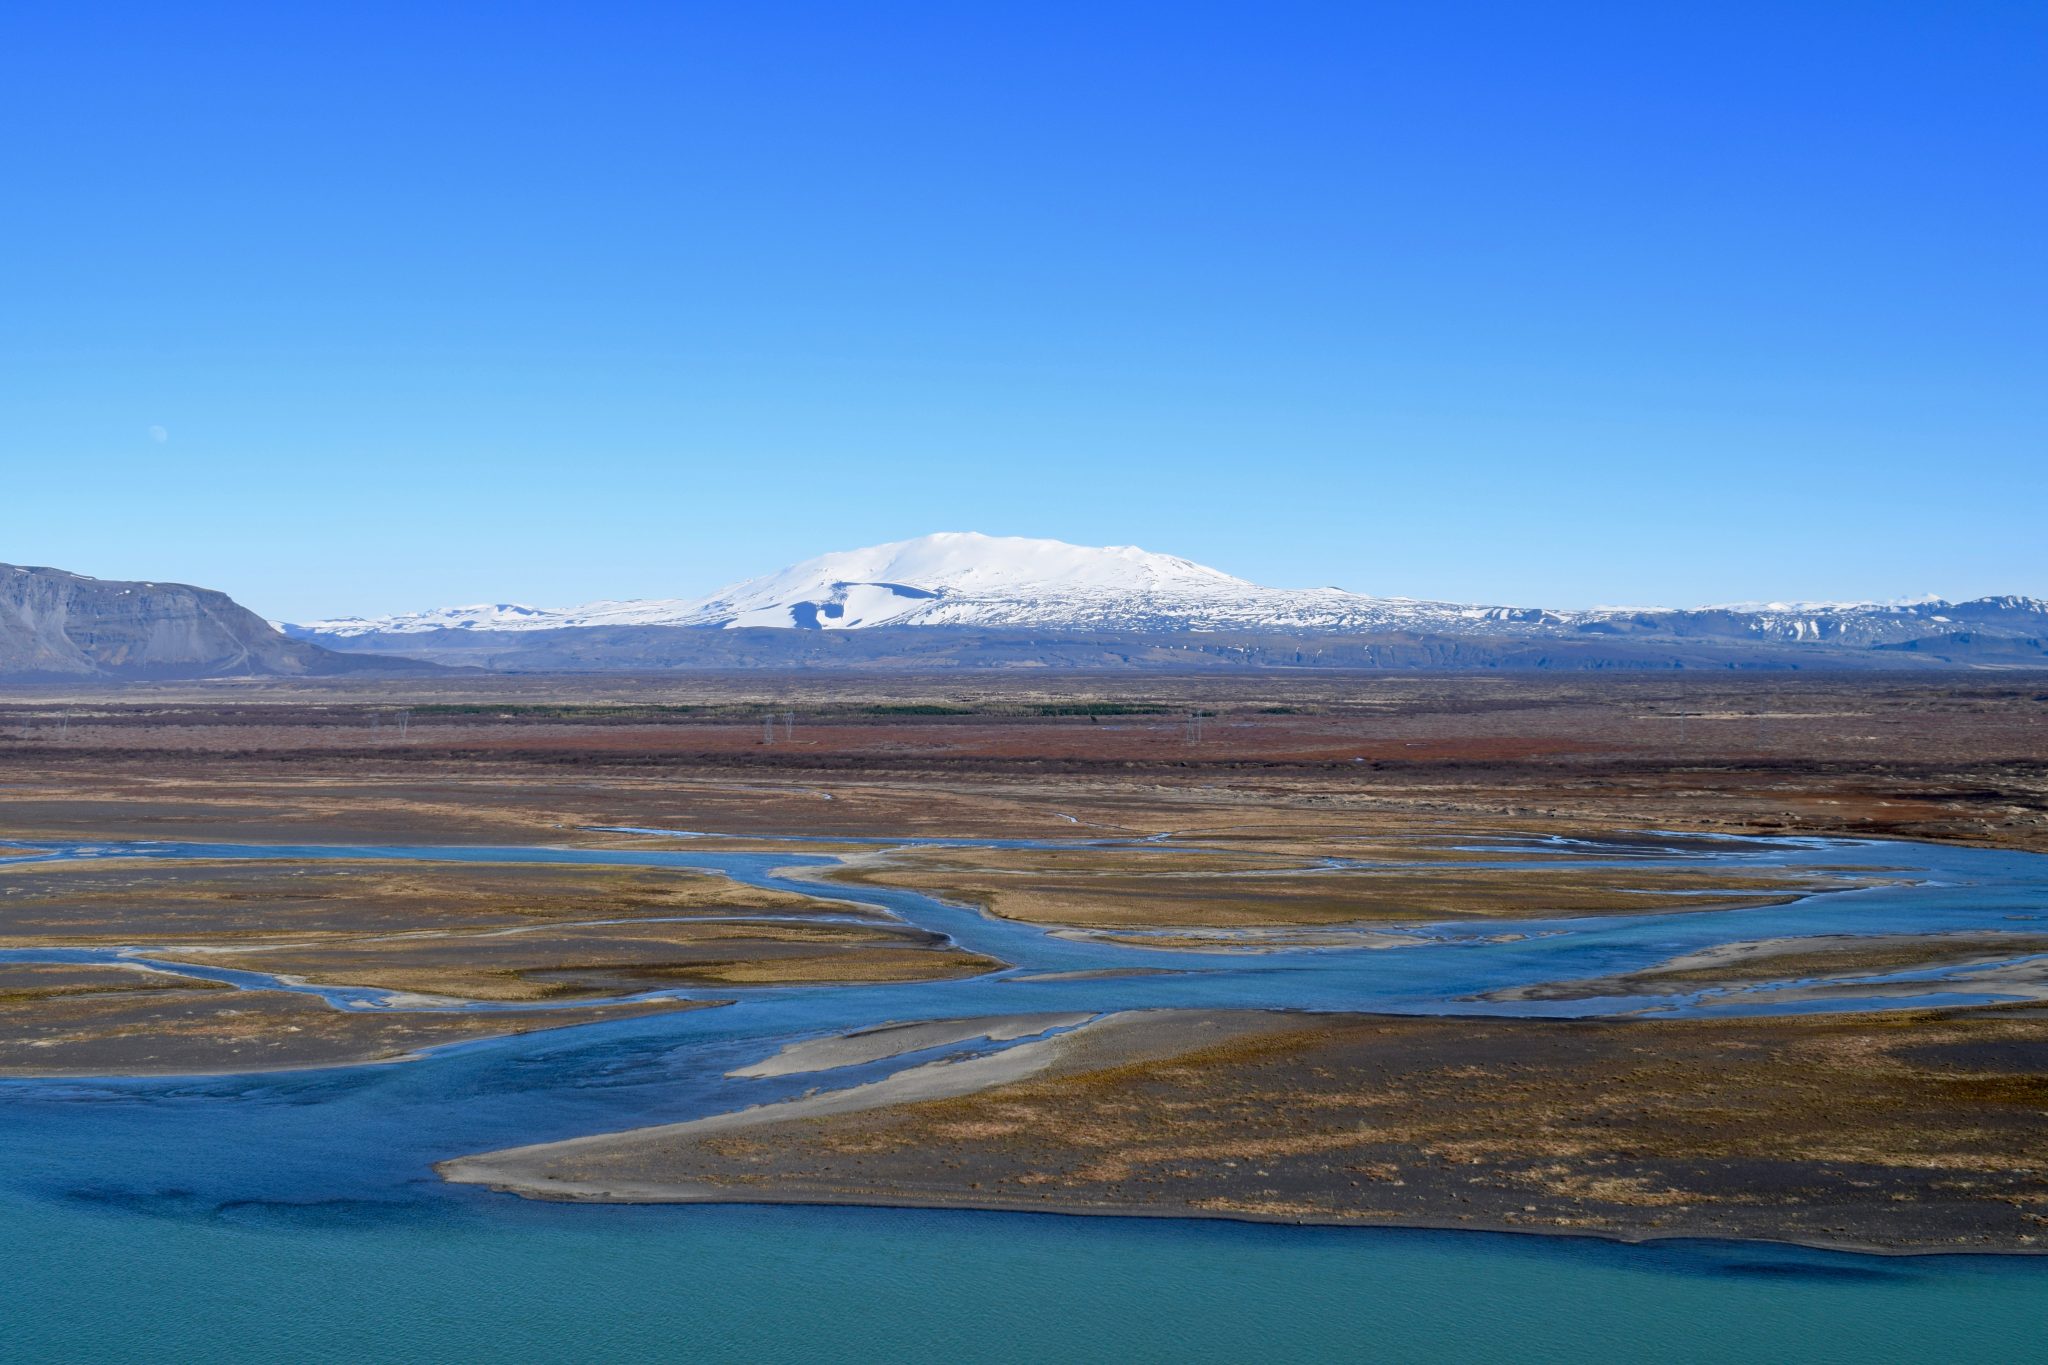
(4, 2, 2042, 619)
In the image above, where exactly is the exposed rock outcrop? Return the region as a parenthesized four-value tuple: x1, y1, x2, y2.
(0, 564, 433, 680)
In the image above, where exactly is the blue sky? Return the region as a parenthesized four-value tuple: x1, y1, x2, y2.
(4, 2, 2042, 619)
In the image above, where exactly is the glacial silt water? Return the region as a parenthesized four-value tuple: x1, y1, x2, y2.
(4, 831, 2045, 1362)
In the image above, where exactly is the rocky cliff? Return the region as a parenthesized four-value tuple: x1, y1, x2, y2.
(0, 564, 430, 680)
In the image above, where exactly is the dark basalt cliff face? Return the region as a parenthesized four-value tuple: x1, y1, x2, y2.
(0, 564, 432, 680)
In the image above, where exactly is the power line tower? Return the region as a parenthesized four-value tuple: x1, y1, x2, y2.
(763, 712, 776, 745)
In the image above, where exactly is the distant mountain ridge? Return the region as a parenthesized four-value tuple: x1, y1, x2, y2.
(284, 533, 2048, 669)
(5, 539, 2039, 682)
(0, 564, 432, 680)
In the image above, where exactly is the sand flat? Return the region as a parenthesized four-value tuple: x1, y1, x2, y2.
(728, 1013, 1098, 1077)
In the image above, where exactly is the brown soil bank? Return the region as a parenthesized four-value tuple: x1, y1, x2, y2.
(0, 855, 994, 1073)
(444, 1005, 2048, 1253)
(0, 857, 997, 1006)
(0, 965, 718, 1077)
(822, 846, 1858, 928)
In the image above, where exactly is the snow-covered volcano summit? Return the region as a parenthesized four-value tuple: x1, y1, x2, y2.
(294, 533, 1510, 637)
(689, 532, 1317, 631)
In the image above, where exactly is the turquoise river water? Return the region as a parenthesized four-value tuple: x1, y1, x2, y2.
(2, 830, 2045, 1362)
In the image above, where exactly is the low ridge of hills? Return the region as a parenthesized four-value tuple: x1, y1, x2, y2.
(281, 532, 2048, 673)
(0, 564, 435, 681)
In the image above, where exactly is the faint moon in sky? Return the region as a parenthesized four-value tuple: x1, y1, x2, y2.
(148, 425, 169, 443)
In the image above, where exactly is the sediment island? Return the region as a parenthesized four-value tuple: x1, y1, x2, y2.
(441, 1003, 2048, 1254)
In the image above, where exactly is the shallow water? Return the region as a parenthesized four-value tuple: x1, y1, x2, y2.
(10, 1196, 2047, 1365)
(4, 830, 2046, 1361)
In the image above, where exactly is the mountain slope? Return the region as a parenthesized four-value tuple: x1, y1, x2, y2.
(286, 533, 2048, 671)
(290, 532, 1550, 638)
(297, 623, 2001, 674)
(0, 564, 433, 680)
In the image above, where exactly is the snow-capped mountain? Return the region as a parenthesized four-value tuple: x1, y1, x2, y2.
(656, 533, 1561, 634)
(283, 533, 2048, 662)
(290, 532, 1552, 638)
(692, 533, 1248, 630)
